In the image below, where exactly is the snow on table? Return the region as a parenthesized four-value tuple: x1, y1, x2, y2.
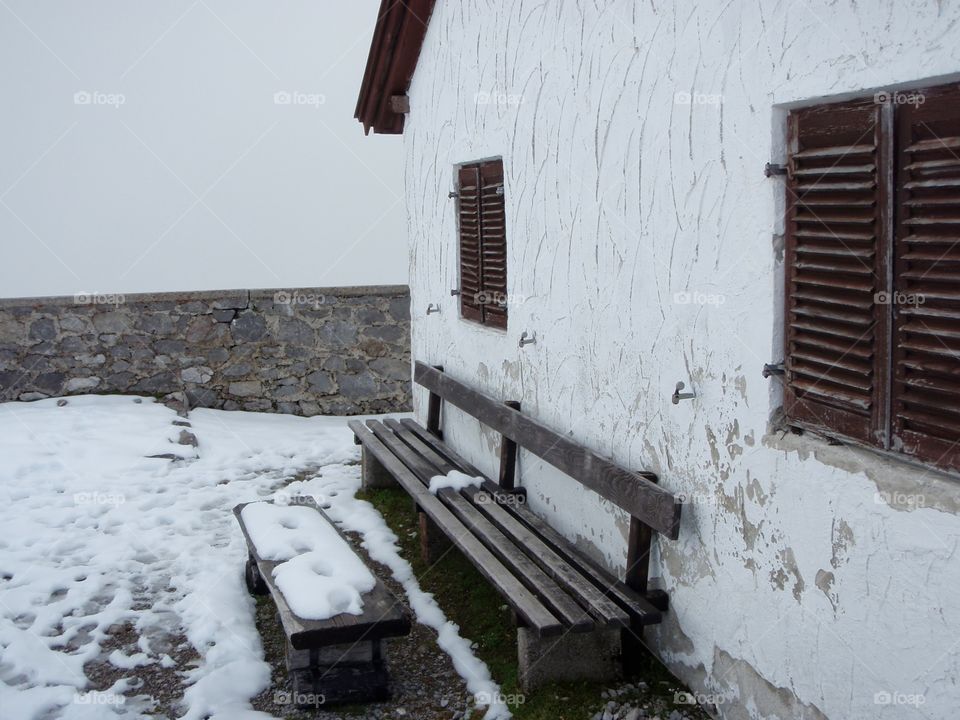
(0, 395, 510, 720)
(240, 503, 374, 620)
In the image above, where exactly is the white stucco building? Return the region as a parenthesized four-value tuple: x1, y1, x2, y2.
(356, 2, 960, 718)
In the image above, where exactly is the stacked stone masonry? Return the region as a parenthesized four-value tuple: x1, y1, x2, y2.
(0, 286, 411, 415)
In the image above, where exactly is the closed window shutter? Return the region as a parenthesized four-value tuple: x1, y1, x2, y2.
(892, 84, 960, 470)
(479, 159, 508, 329)
(457, 165, 484, 323)
(783, 100, 891, 446)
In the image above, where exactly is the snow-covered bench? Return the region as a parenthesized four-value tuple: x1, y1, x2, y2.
(233, 498, 410, 705)
(349, 362, 683, 691)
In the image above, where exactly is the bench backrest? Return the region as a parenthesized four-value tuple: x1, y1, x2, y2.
(414, 361, 682, 539)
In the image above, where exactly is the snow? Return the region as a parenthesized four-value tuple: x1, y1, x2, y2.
(241, 502, 375, 620)
(428, 470, 484, 495)
(0, 395, 509, 720)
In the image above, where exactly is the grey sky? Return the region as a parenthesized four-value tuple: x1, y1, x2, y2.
(0, 0, 406, 298)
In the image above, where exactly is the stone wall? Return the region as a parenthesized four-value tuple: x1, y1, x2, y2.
(0, 286, 411, 415)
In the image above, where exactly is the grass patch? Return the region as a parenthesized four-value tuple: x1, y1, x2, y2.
(359, 487, 710, 720)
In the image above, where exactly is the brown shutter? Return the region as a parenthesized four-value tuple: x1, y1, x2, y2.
(892, 83, 960, 471)
(783, 100, 891, 446)
(479, 159, 508, 329)
(457, 165, 484, 323)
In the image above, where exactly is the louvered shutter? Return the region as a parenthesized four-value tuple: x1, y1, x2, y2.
(892, 84, 960, 471)
(457, 165, 484, 323)
(479, 160, 508, 329)
(783, 100, 891, 446)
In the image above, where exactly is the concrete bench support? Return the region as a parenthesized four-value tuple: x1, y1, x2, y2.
(362, 446, 398, 489)
(517, 626, 622, 692)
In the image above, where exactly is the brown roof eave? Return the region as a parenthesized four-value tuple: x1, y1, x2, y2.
(355, 0, 436, 135)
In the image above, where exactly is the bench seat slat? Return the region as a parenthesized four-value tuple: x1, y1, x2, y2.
(414, 361, 681, 539)
(233, 501, 410, 648)
(348, 420, 564, 636)
(398, 418, 663, 625)
(384, 418, 631, 628)
(365, 420, 594, 632)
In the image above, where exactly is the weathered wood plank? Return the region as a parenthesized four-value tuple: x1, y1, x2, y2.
(398, 418, 663, 624)
(233, 500, 410, 648)
(413, 361, 681, 539)
(348, 420, 564, 636)
(366, 420, 594, 632)
(384, 418, 630, 628)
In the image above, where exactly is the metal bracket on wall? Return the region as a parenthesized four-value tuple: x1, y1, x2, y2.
(765, 163, 788, 177)
(518, 331, 536, 348)
(762, 362, 785, 378)
(671, 381, 696, 404)
(426, 303, 441, 315)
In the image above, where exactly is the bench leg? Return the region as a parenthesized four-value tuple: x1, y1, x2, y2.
(516, 626, 622, 693)
(418, 511, 452, 564)
(362, 446, 398, 489)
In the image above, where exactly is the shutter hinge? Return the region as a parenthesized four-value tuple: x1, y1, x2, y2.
(448, 190, 459, 199)
(764, 163, 788, 178)
(496, 185, 505, 195)
(762, 362, 785, 378)
(450, 288, 461, 296)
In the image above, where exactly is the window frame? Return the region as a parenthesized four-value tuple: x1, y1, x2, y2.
(782, 82, 960, 474)
(454, 157, 508, 330)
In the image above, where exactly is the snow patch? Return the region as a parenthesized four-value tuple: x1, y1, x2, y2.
(428, 470, 484, 495)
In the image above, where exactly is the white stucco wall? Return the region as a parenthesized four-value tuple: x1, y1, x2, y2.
(402, 2, 960, 718)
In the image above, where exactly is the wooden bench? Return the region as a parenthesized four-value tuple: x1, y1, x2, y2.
(234, 498, 410, 706)
(349, 361, 682, 691)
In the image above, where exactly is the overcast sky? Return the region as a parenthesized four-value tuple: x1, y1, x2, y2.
(0, 0, 406, 299)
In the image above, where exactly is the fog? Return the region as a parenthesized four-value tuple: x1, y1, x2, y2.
(0, 0, 406, 298)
